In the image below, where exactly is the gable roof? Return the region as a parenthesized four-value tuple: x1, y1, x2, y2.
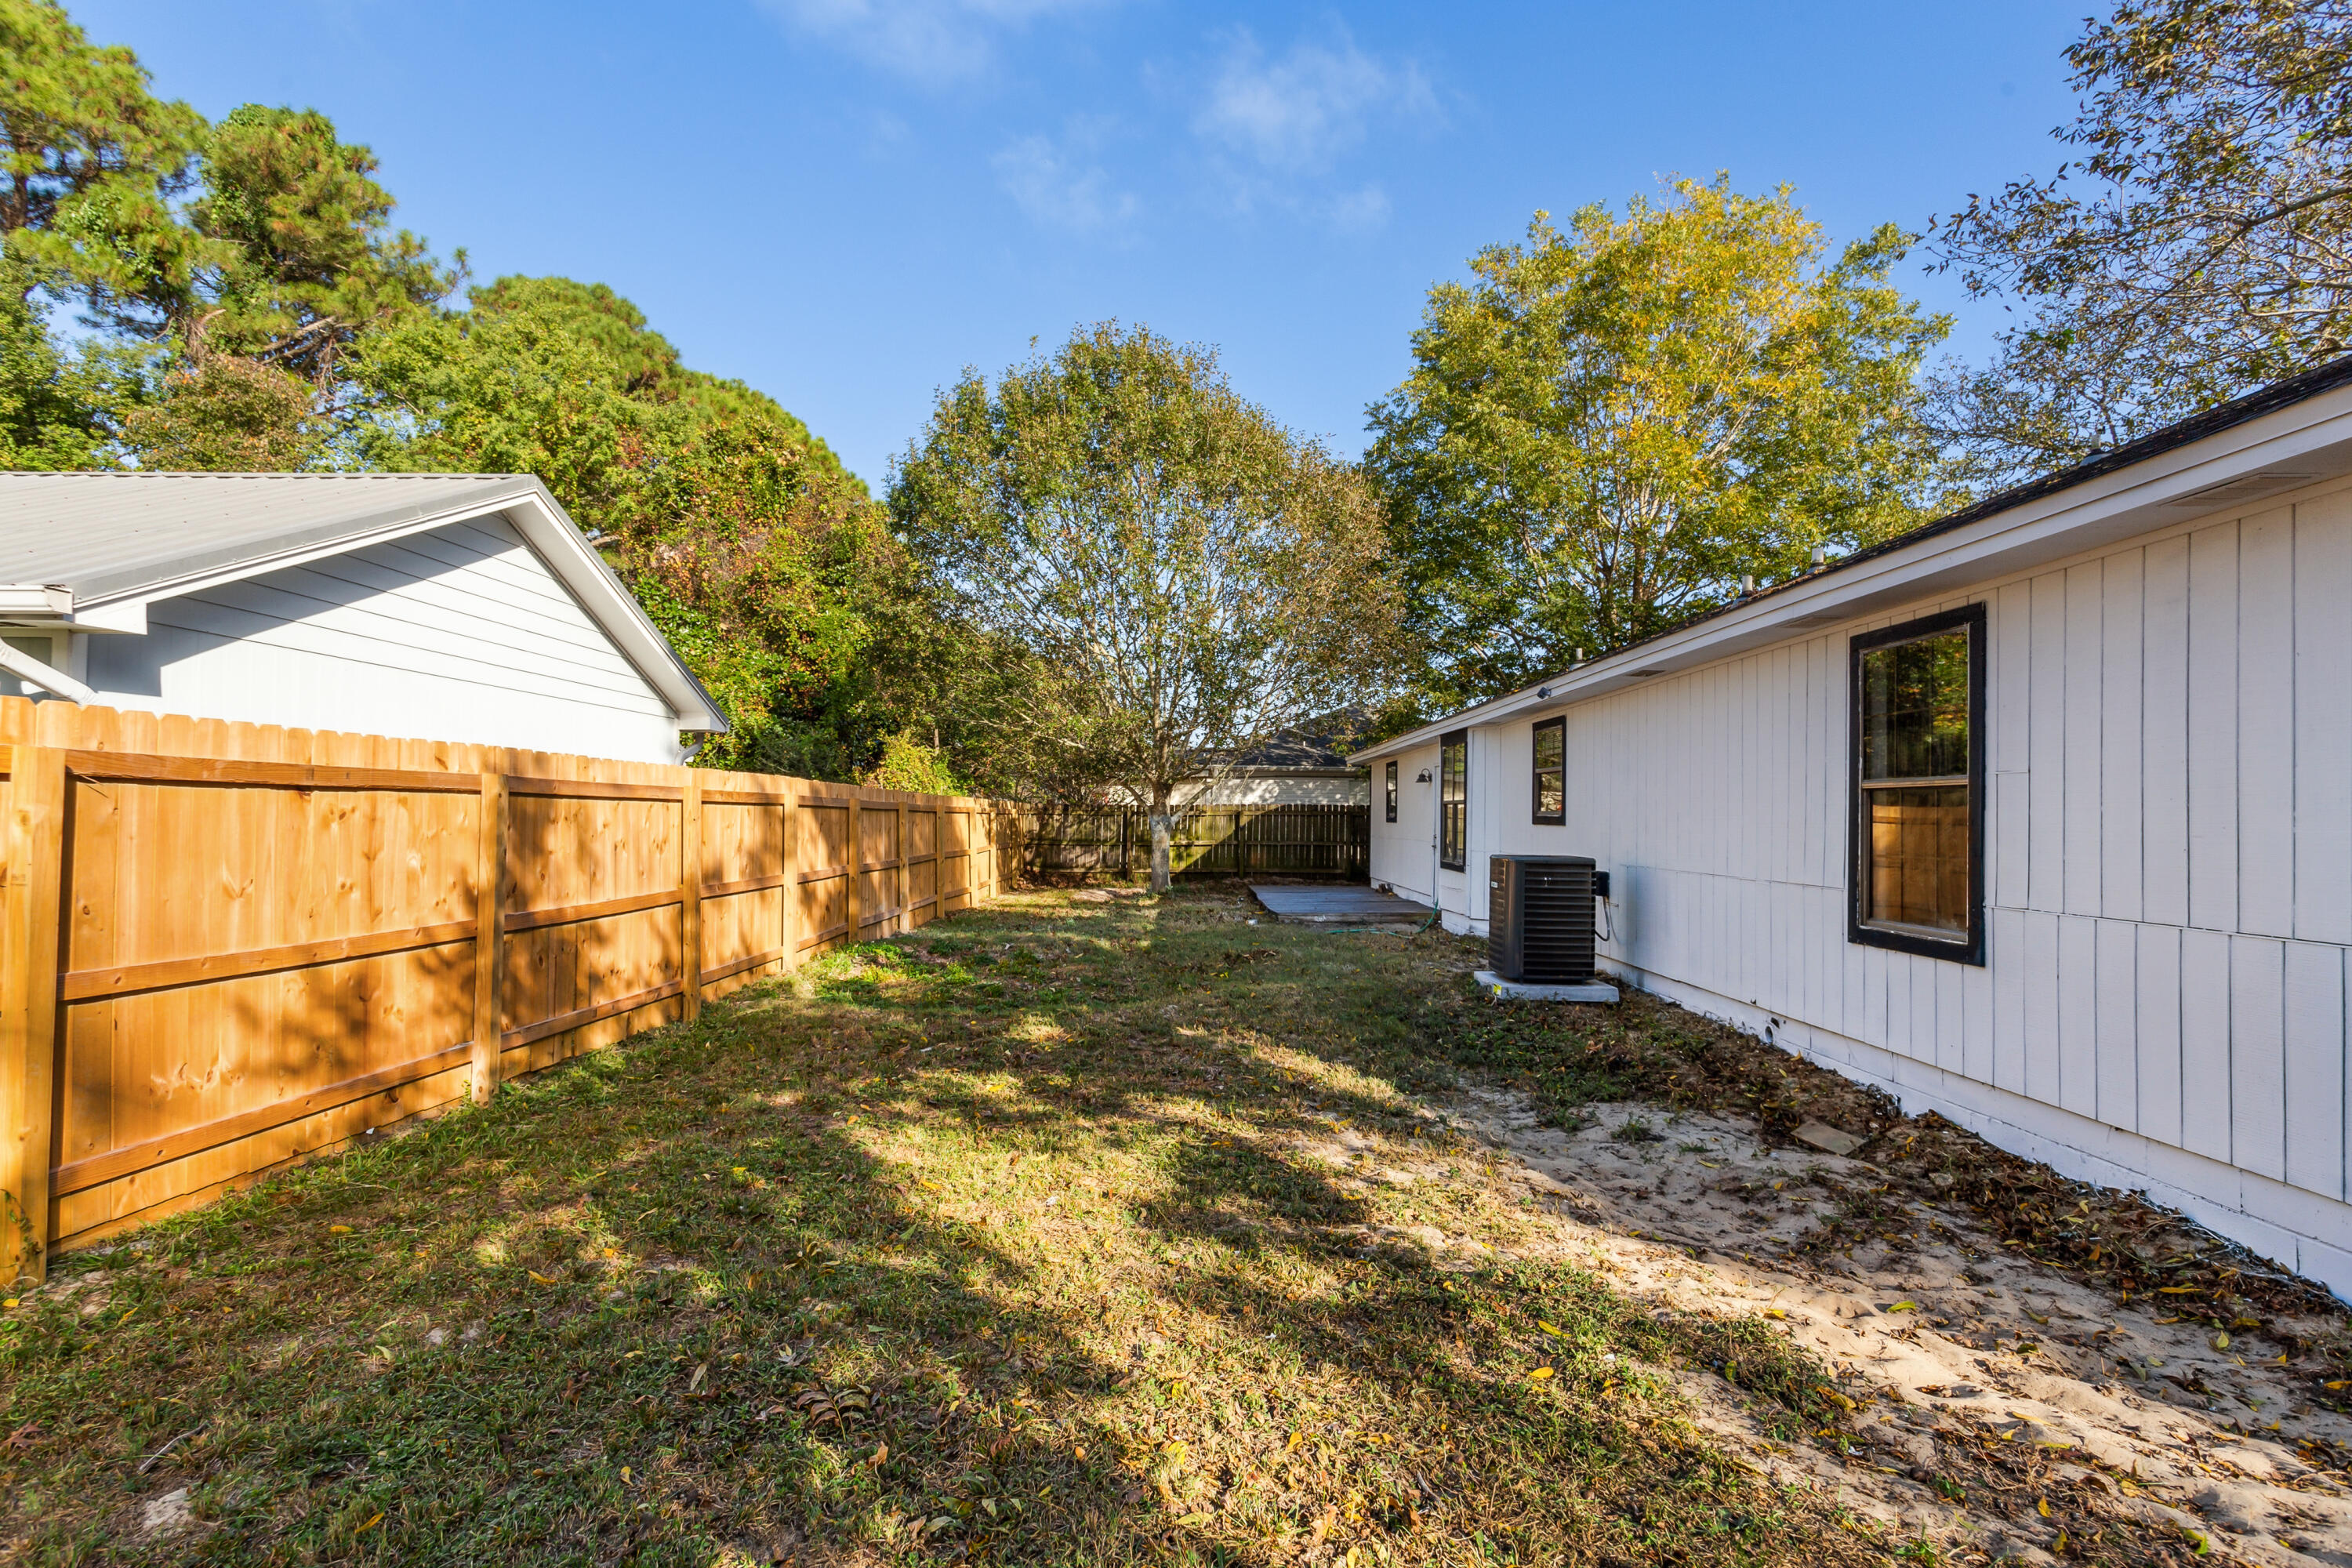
(0, 470, 725, 733)
(1354, 353, 2352, 764)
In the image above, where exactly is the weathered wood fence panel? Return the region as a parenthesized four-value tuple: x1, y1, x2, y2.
(1022, 804, 1368, 880)
(0, 698, 1019, 1282)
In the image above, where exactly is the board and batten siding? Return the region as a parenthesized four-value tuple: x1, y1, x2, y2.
(1371, 740, 1441, 906)
(80, 512, 685, 764)
(1394, 481, 2352, 1292)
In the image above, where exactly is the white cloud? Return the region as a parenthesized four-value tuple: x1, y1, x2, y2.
(1192, 26, 1434, 176)
(757, 0, 1098, 83)
(1323, 183, 1391, 234)
(993, 132, 1138, 234)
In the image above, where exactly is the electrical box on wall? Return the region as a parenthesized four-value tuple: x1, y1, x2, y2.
(1487, 855, 1597, 983)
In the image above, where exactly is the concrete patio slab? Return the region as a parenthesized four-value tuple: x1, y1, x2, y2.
(1248, 883, 1436, 925)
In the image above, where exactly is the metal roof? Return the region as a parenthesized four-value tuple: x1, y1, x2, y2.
(0, 470, 727, 733)
(0, 471, 543, 602)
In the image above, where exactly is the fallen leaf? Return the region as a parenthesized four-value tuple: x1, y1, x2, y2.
(1287, 1430, 1303, 1451)
(1889, 1301, 1918, 1312)
(1763, 1308, 1787, 1319)
(528, 1270, 557, 1286)
(1073, 1445, 1087, 1460)
(2037, 1498, 2051, 1518)
(2213, 1332, 2231, 1351)
(689, 1362, 708, 1392)
(1529, 1366, 1555, 1381)
(355, 1512, 383, 1534)
(621, 1465, 632, 1483)
(1537, 1319, 1563, 1336)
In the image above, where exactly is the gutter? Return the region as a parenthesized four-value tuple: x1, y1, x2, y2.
(0, 641, 94, 703)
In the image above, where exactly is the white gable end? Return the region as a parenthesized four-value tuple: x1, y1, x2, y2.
(82, 511, 685, 762)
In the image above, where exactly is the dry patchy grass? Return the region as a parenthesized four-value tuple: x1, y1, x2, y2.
(3, 888, 1942, 1566)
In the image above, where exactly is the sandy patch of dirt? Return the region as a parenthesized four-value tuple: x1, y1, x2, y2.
(1443, 1089, 2352, 1565)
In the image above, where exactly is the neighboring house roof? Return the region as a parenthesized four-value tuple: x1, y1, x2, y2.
(0, 470, 725, 732)
(1355, 352, 2352, 764)
(1197, 711, 1369, 776)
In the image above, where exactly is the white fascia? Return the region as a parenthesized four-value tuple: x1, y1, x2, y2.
(64, 481, 725, 733)
(1352, 379, 2352, 765)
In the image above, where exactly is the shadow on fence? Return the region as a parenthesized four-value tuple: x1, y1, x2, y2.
(1020, 804, 1367, 880)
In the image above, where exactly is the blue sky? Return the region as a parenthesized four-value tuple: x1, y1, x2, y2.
(77, 1, 2088, 489)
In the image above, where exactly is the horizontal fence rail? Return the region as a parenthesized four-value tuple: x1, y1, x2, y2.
(0, 698, 1020, 1282)
(1022, 804, 1369, 880)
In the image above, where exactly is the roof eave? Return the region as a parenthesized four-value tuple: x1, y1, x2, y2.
(1351, 362, 2352, 763)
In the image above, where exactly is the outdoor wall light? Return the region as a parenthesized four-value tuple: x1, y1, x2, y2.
(1414, 769, 1432, 783)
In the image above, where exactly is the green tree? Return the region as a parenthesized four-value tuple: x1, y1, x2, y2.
(1928, 0, 2352, 485)
(354, 276, 907, 775)
(0, 0, 204, 288)
(892, 322, 1400, 890)
(0, 260, 125, 466)
(1367, 178, 1950, 713)
(0, 0, 203, 464)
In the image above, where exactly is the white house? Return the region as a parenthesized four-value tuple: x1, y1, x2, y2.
(1114, 716, 1372, 808)
(0, 471, 724, 764)
(1355, 357, 2352, 1296)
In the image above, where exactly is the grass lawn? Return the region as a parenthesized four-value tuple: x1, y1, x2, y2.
(5, 886, 1943, 1566)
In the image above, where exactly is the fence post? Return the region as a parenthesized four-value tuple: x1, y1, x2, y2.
(471, 771, 507, 1103)
(844, 795, 862, 946)
(780, 789, 798, 967)
(2, 746, 67, 1284)
(681, 771, 703, 1021)
(895, 802, 907, 935)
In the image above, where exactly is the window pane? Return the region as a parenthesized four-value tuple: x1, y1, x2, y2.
(1537, 774, 1564, 817)
(1860, 630, 1969, 781)
(1533, 724, 1563, 771)
(1864, 784, 1969, 932)
(1441, 739, 1466, 865)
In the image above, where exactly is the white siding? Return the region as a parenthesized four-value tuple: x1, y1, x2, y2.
(1163, 774, 1370, 808)
(1370, 742, 1441, 906)
(82, 513, 684, 763)
(1372, 481, 2352, 1294)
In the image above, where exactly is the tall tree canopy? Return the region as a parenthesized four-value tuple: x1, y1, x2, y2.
(1929, 0, 2352, 486)
(0, 0, 202, 274)
(353, 276, 937, 780)
(892, 323, 1400, 887)
(1367, 179, 1950, 714)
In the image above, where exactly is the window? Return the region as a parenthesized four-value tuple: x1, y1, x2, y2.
(1531, 716, 1565, 825)
(1849, 605, 1984, 963)
(1385, 760, 1398, 822)
(1439, 729, 1468, 871)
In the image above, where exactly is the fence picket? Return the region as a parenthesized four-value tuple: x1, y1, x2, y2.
(0, 696, 1018, 1277)
(1018, 804, 1367, 880)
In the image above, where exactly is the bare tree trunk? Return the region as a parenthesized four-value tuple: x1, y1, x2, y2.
(1149, 783, 1173, 894)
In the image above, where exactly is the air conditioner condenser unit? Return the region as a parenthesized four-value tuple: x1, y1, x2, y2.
(1487, 855, 1596, 984)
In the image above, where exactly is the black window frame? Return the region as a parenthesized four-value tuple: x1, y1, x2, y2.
(1439, 728, 1468, 872)
(1847, 604, 1986, 965)
(1530, 715, 1566, 826)
(1384, 759, 1398, 822)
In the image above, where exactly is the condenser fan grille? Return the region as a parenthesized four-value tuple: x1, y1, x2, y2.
(1489, 855, 1596, 983)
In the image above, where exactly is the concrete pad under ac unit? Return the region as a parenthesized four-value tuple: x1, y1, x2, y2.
(1472, 970, 1620, 1004)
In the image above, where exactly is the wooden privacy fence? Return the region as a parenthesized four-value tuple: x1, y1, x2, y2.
(1022, 804, 1368, 880)
(0, 698, 1018, 1282)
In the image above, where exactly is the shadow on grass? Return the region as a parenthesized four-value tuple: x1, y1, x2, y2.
(0, 890, 1907, 1568)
